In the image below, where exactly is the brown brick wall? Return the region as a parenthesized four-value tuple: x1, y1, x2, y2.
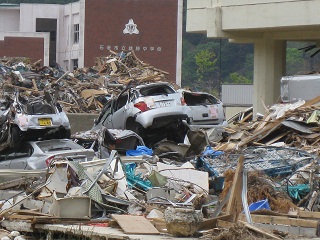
(84, 0, 179, 82)
(0, 37, 44, 65)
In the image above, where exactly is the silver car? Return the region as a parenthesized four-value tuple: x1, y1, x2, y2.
(7, 91, 71, 149)
(93, 82, 190, 146)
(0, 139, 95, 170)
(179, 90, 228, 130)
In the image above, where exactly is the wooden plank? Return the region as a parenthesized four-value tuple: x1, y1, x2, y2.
(265, 131, 289, 145)
(298, 210, 320, 219)
(199, 214, 232, 230)
(253, 113, 272, 133)
(216, 220, 235, 228)
(225, 155, 244, 223)
(301, 96, 320, 107)
(238, 122, 281, 147)
(239, 214, 318, 228)
(111, 214, 160, 235)
(239, 112, 253, 123)
(32, 79, 38, 91)
(239, 220, 283, 240)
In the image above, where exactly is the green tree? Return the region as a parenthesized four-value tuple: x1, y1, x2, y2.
(286, 47, 306, 75)
(182, 41, 220, 90)
(229, 72, 252, 84)
(194, 49, 218, 92)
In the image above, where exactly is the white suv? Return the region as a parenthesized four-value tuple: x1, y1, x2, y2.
(93, 82, 190, 147)
(93, 82, 228, 147)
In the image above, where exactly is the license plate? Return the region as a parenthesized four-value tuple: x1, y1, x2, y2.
(159, 101, 171, 107)
(38, 118, 52, 126)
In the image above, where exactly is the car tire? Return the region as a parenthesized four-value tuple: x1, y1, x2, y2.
(10, 126, 20, 150)
(126, 119, 147, 142)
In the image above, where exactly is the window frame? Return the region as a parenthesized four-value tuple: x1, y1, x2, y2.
(74, 23, 80, 44)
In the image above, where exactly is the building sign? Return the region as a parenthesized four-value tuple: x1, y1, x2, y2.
(123, 19, 139, 35)
(100, 45, 162, 52)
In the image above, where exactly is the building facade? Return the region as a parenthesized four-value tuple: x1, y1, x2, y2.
(0, 0, 183, 85)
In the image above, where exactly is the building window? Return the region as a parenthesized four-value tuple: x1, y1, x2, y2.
(74, 24, 79, 43)
(72, 59, 78, 70)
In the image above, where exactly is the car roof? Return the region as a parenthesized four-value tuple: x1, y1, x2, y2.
(134, 82, 172, 90)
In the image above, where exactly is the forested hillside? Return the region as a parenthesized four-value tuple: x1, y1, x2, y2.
(1, 0, 320, 94)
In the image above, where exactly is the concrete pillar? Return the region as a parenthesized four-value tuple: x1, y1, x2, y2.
(253, 35, 286, 116)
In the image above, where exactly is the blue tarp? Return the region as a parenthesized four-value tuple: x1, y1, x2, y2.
(124, 163, 153, 191)
(202, 146, 224, 157)
(126, 146, 153, 156)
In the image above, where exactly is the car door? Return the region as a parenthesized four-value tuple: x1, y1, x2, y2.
(9, 143, 32, 169)
(0, 147, 29, 169)
(111, 92, 130, 129)
(97, 100, 113, 129)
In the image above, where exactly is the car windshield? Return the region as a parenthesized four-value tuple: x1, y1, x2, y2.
(139, 85, 175, 96)
(36, 140, 83, 152)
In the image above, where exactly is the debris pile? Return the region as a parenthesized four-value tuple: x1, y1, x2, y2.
(218, 97, 320, 154)
(1, 54, 320, 239)
(1, 130, 320, 239)
(0, 50, 172, 114)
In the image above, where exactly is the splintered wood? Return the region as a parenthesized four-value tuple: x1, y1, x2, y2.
(0, 51, 172, 114)
(219, 97, 320, 154)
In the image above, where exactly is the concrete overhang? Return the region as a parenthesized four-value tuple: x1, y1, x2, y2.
(187, 0, 320, 41)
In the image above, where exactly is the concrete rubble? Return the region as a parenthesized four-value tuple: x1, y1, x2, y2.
(1, 54, 320, 239)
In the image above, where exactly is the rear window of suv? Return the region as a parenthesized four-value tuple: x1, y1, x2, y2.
(139, 85, 175, 97)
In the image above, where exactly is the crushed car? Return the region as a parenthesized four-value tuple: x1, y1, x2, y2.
(72, 127, 145, 157)
(0, 139, 95, 170)
(179, 89, 228, 130)
(0, 90, 71, 151)
(92, 82, 190, 147)
(92, 82, 228, 147)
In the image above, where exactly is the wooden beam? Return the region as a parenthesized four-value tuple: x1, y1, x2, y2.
(301, 96, 320, 108)
(239, 214, 318, 228)
(298, 211, 320, 219)
(226, 155, 244, 222)
(199, 214, 232, 230)
(238, 122, 281, 147)
(216, 219, 235, 228)
(239, 221, 283, 240)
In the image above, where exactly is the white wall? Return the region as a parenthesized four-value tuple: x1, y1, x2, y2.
(59, 1, 82, 71)
(19, 2, 83, 70)
(0, 7, 20, 32)
(20, 4, 63, 32)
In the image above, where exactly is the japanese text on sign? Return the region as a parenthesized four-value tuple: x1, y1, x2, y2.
(99, 45, 162, 52)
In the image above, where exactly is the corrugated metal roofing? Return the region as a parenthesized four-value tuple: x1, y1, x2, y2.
(221, 84, 253, 106)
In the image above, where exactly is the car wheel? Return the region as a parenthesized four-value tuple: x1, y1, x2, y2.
(10, 126, 20, 150)
(126, 119, 148, 144)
